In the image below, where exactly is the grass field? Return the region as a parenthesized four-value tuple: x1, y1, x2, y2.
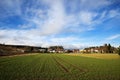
(0, 53, 120, 80)
(67, 53, 120, 59)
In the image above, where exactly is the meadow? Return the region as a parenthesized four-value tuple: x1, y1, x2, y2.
(0, 53, 120, 80)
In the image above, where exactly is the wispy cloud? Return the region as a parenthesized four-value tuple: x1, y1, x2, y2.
(40, 0, 66, 35)
(0, 0, 120, 48)
(0, 0, 22, 18)
(106, 34, 120, 40)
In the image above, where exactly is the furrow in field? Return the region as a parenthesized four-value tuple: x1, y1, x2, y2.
(52, 55, 69, 73)
(56, 55, 88, 74)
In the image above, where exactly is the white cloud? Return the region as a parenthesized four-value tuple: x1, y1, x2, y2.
(50, 37, 79, 43)
(65, 0, 111, 13)
(80, 0, 111, 10)
(0, 0, 120, 48)
(15, 0, 67, 36)
(79, 11, 97, 25)
(109, 10, 120, 18)
(0, 29, 87, 49)
(0, 0, 22, 18)
(64, 11, 98, 32)
(18, 0, 113, 35)
(0, 29, 47, 46)
(40, 0, 66, 35)
(1, 0, 115, 34)
(106, 34, 120, 40)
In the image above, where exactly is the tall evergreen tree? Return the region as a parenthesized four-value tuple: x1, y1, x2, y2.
(104, 44, 108, 53)
(108, 44, 111, 53)
(118, 46, 120, 55)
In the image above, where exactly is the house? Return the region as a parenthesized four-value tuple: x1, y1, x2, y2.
(80, 50, 86, 53)
(84, 44, 117, 53)
(48, 46, 64, 53)
(73, 49, 79, 53)
(64, 49, 73, 53)
(39, 48, 48, 53)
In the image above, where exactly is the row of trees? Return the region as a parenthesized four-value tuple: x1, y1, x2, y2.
(0, 44, 48, 56)
(106, 44, 120, 55)
(84, 44, 120, 55)
(100, 44, 120, 55)
(104, 44, 114, 53)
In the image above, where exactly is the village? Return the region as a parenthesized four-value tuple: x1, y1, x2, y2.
(0, 43, 118, 56)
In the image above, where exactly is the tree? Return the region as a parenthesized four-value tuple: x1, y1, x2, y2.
(103, 44, 108, 53)
(108, 44, 111, 53)
(118, 46, 120, 55)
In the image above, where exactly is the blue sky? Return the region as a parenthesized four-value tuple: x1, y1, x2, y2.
(0, 0, 120, 49)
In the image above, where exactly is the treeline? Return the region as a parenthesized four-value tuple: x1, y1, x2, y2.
(0, 43, 120, 56)
(0, 44, 47, 56)
(84, 44, 120, 55)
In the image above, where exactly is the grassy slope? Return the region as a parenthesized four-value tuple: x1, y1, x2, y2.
(0, 54, 120, 80)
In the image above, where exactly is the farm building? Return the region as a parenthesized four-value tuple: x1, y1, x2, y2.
(48, 46, 64, 53)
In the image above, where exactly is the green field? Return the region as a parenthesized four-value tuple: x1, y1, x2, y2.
(0, 54, 120, 80)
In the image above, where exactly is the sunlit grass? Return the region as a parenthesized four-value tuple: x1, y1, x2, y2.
(67, 53, 120, 59)
(0, 53, 120, 80)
